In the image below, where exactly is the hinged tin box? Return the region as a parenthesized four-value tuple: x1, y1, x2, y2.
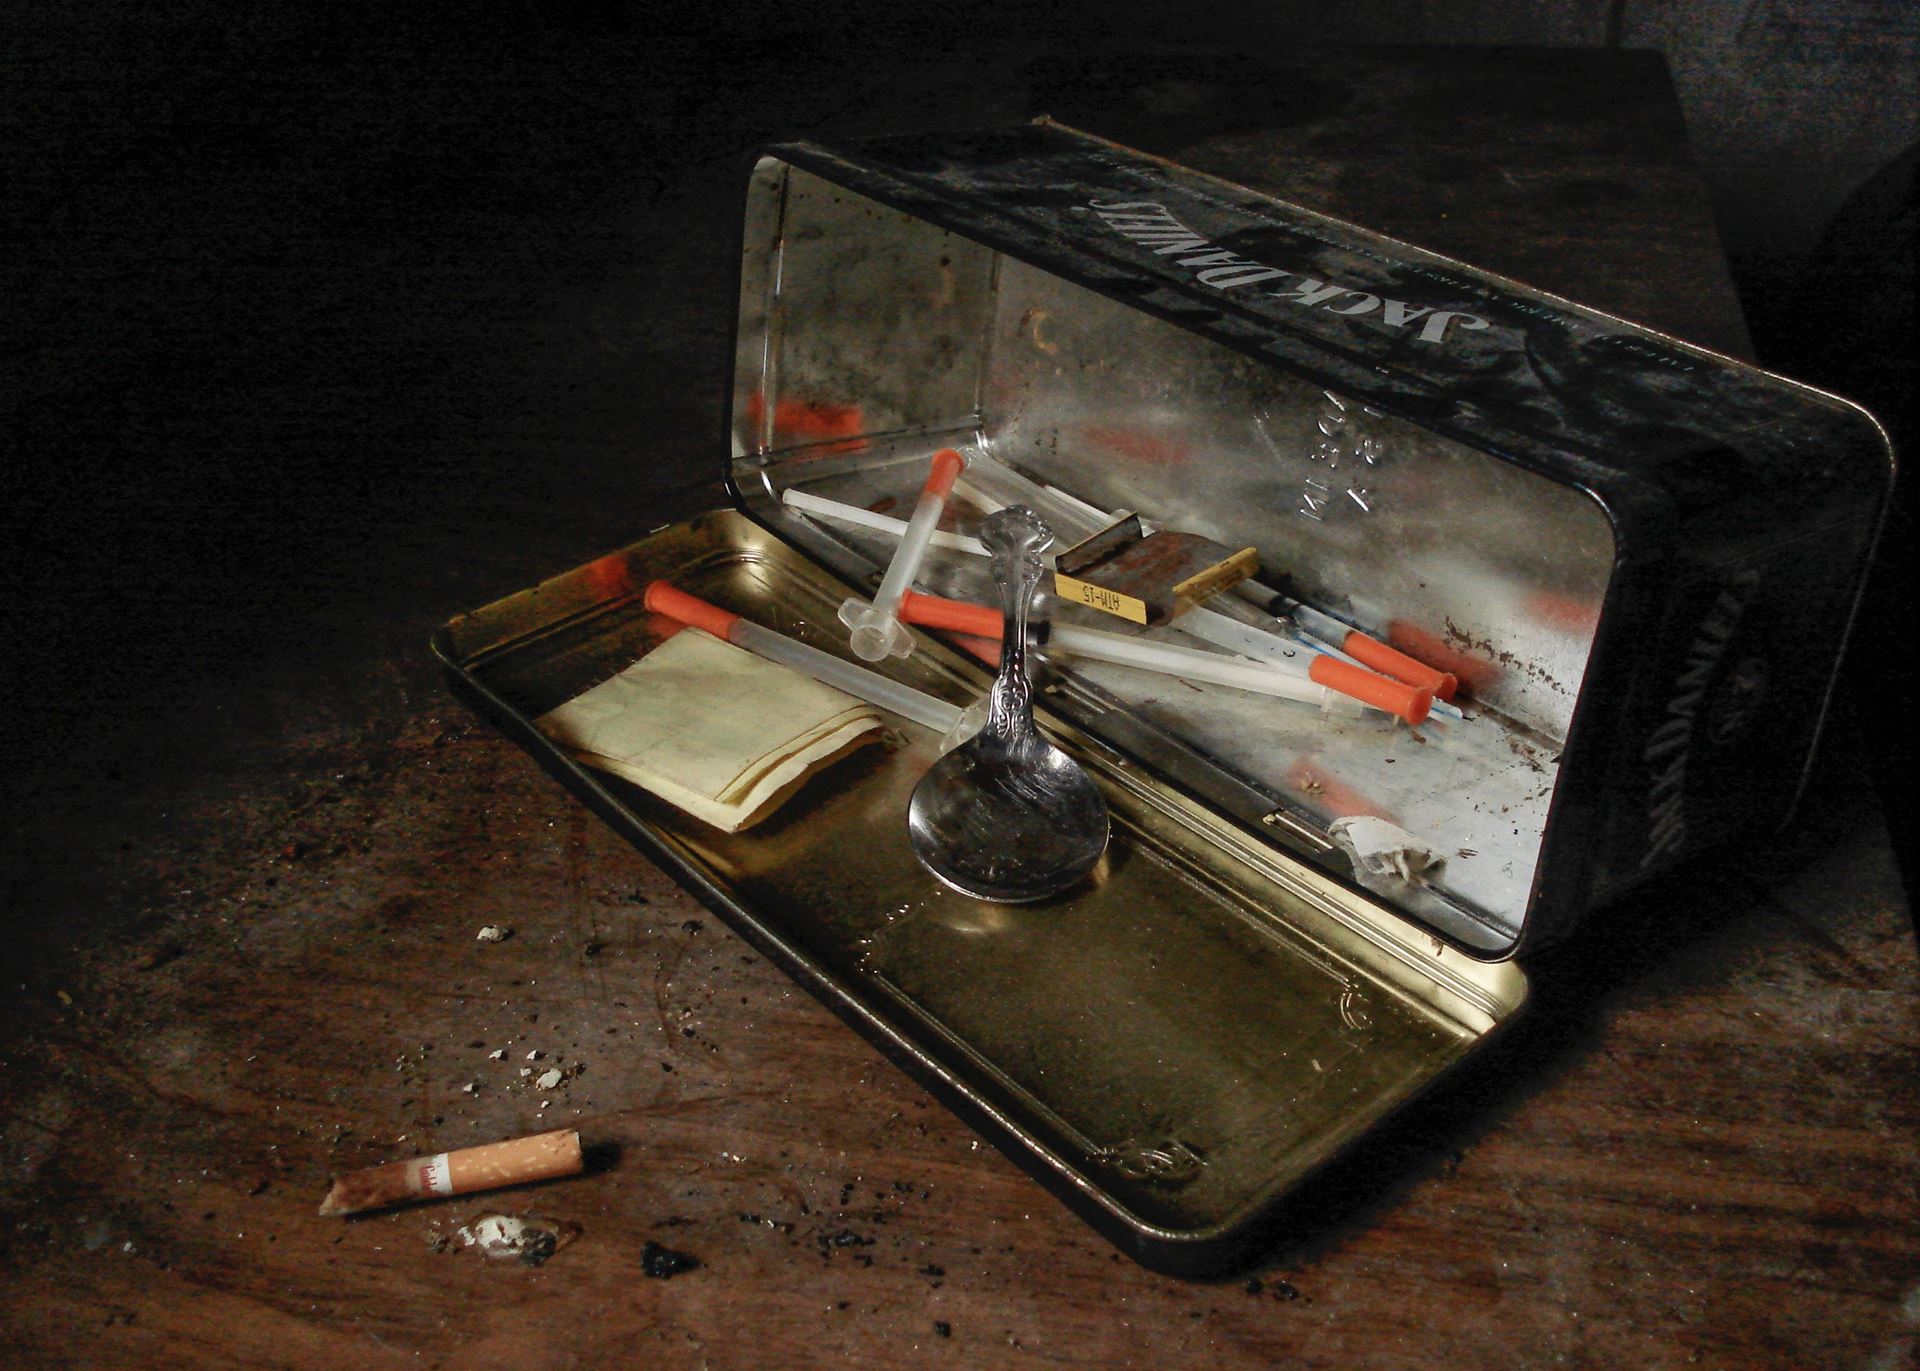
(433, 121, 1893, 1273)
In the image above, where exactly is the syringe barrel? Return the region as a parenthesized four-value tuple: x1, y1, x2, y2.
(871, 449, 965, 611)
(730, 621, 964, 735)
(1049, 626, 1338, 707)
(841, 449, 966, 661)
(643, 581, 965, 735)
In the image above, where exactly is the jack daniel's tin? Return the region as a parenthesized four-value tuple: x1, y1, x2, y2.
(436, 120, 1894, 1272)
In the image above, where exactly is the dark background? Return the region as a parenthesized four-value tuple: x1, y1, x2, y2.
(5, 0, 1914, 861)
(0, 7, 1915, 1360)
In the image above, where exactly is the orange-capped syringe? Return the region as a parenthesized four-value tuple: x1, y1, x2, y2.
(644, 582, 966, 737)
(897, 591, 1432, 726)
(836, 448, 966, 661)
(1233, 580, 1459, 702)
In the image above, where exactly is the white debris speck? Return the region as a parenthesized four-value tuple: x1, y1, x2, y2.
(475, 926, 512, 943)
(518, 1068, 532, 1078)
(462, 1082, 478, 1094)
(534, 1068, 564, 1090)
(525, 1050, 542, 1061)
(460, 1213, 562, 1265)
(487, 1049, 506, 1060)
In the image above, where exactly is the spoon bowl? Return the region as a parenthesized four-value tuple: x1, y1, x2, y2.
(907, 507, 1110, 903)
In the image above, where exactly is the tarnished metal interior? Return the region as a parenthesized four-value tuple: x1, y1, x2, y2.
(733, 160, 1618, 951)
(437, 512, 1526, 1246)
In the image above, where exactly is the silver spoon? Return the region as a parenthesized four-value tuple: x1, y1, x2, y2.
(907, 506, 1110, 902)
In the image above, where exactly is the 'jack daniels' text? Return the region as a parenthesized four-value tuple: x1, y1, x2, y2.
(1087, 200, 1489, 346)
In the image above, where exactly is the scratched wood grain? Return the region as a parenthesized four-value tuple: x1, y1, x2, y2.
(3, 30, 1915, 1371)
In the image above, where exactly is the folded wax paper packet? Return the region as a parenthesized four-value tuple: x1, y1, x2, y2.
(535, 627, 882, 832)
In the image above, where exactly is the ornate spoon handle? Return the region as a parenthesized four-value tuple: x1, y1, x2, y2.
(980, 507, 1054, 753)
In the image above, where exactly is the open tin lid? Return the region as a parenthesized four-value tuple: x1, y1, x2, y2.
(724, 119, 1893, 959)
(436, 118, 1892, 1271)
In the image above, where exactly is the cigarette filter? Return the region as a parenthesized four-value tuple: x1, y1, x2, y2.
(318, 1128, 584, 1217)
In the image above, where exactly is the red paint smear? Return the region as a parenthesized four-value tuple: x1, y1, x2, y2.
(584, 553, 635, 599)
(1283, 759, 1394, 823)
(1525, 590, 1602, 637)
(1077, 422, 1191, 468)
(745, 391, 868, 452)
(1387, 620, 1504, 695)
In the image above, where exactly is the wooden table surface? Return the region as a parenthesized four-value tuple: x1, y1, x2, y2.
(5, 34, 1915, 1370)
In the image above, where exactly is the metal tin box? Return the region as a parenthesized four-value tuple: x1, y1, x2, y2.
(433, 121, 1893, 1273)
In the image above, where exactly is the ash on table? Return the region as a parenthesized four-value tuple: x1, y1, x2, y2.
(641, 1239, 700, 1279)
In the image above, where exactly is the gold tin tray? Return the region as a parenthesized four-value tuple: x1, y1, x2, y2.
(433, 507, 1526, 1273)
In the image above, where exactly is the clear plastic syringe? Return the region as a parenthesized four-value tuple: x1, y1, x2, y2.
(836, 448, 966, 661)
(897, 590, 1433, 725)
(643, 581, 967, 739)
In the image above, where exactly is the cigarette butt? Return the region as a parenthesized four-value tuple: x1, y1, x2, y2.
(317, 1128, 584, 1218)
